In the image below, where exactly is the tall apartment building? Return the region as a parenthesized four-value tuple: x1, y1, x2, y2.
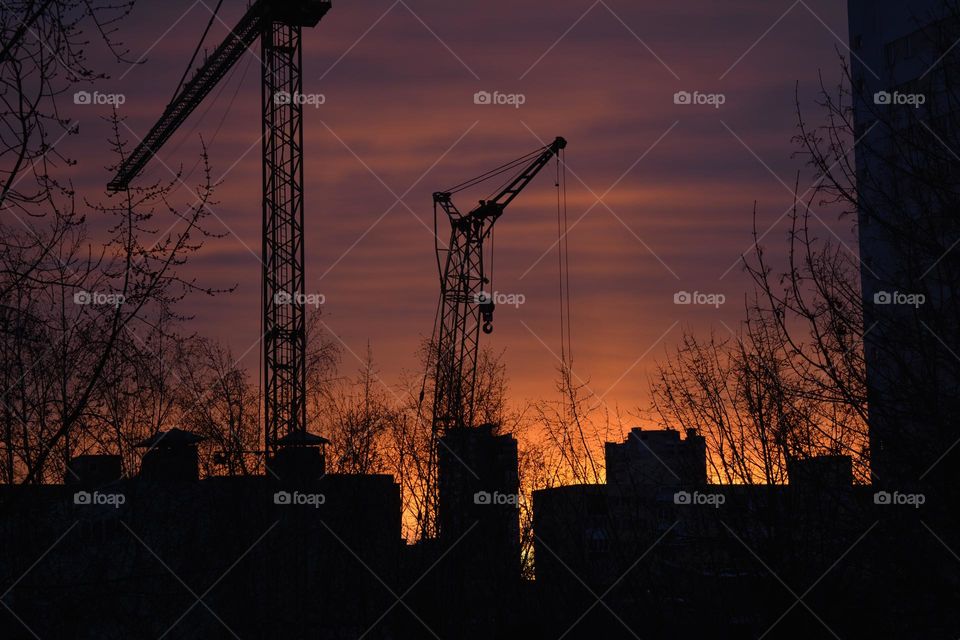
(848, 0, 960, 493)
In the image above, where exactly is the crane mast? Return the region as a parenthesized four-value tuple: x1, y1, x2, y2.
(107, 0, 332, 459)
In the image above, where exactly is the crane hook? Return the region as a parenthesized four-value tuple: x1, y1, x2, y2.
(478, 294, 495, 334)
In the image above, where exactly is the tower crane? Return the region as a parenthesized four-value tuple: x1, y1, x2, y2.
(431, 136, 566, 434)
(107, 0, 332, 459)
(425, 136, 566, 536)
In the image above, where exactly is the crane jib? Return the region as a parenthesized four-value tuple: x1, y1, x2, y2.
(106, 0, 331, 192)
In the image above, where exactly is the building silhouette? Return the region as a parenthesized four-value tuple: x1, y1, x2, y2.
(534, 428, 883, 639)
(1, 421, 956, 638)
(848, 0, 960, 494)
(1, 433, 402, 638)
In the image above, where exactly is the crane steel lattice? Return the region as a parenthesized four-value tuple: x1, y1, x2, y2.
(107, 0, 332, 458)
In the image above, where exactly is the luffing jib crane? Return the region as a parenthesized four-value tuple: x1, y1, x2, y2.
(107, 0, 332, 458)
(423, 136, 567, 539)
(431, 136, 567, 436)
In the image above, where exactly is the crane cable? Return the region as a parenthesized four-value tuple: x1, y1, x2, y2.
(421, 201, 445, 413)
(442, 146, 545, 195)
(178, 53, 254, 182)
(562, 148, 572, 364)
(556, 149, 573, 367)
(489, 223, 494, 301)
(170, 0, 225, 106)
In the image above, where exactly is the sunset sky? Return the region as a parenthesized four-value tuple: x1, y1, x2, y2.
(67, 0, 858, 422)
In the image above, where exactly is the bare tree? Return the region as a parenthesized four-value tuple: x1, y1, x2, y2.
(175, 337, 261, 477)
(532, 366, 611, 487)
(1, 0, 133, 288)
(0, 112, 223, 484)
(650, 188, 870, 484)
(321, 343, 394, 474)
(649, 9, 960, 487)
